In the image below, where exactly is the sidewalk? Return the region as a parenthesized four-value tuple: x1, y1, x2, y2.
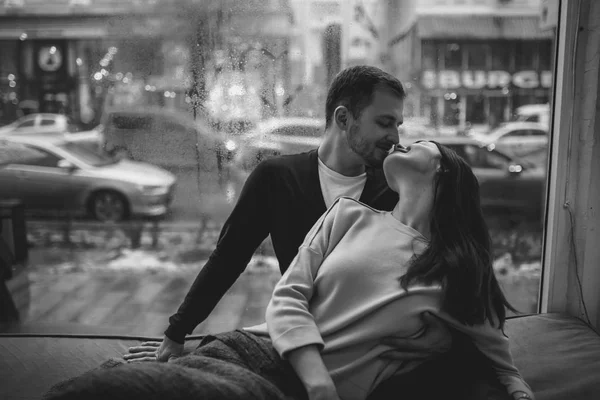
(6, 213, 542, 336)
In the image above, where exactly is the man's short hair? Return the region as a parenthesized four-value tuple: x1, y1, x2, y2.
(325, 65, 406, 129)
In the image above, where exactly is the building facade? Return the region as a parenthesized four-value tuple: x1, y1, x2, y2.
(0, 0, 294, 127)
(414, 0, 554, 131)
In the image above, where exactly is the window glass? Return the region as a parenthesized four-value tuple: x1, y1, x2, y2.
(271, 125, 321, 137)
(443, 42, 462, 69)
(56, 143, 117, 167)
(0, 142, 47, 166)
(421, 42, 438, 70)
(466, 44, 488, 69)
(111, 115, 153, 130)
(504, 129, 529, 137)
(14, 146, 61, 168)
(17, 120, 35, 128)
(0, 0, 557, 338)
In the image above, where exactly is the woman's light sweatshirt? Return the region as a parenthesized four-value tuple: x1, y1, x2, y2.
(244, 197, 533, 400)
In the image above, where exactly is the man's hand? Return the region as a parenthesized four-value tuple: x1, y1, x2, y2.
(124, 335, 184, 363)
(380, 312, 452, 361)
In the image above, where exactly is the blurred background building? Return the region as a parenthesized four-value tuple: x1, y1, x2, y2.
(290, 0, 553, 133)
(0, 0, 553, 134)
(0, 0, 295, 130)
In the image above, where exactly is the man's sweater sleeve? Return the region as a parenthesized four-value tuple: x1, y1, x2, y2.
(165, 162, 273, 343)
(441, 313, 535, 399)
(265, 199, 340, 359)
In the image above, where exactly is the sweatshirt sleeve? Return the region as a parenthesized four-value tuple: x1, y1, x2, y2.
(165, 161, 273, 343)
(440, 313, 535, 399)
(265, 199, 341, 359)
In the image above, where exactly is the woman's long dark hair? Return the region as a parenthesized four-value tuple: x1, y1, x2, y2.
(399, 142, 517, 329)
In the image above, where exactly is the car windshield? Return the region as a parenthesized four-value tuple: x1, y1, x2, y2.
(57, 142, 118, 167)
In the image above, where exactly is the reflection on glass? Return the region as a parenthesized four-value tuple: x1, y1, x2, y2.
(0, 0, 555, 335)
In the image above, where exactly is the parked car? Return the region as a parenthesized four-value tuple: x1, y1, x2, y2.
(99, 107, 235, 171)
(0, 136, 176, 222)
(513, 103, 550, 127)
(0, 113, 103, 151)
(403, 136, 546, 216)
(469, 121, 548, 158)
(232, 117, 324, 171)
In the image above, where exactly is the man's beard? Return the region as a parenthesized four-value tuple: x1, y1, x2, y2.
(347, 124, 384, 168)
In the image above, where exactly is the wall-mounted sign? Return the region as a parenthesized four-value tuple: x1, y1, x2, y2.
(421, 70, 553, 90)
(38, 46, 63, 72)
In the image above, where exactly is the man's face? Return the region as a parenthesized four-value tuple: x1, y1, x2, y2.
(347, 88, 404, 168)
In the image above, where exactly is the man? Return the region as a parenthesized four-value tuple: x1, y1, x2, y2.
(128, 66, 508, 399)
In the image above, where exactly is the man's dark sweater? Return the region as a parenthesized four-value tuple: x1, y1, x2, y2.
(165, 149, 398, 343)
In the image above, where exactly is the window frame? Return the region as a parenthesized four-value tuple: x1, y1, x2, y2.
(539, 0, 600, 328)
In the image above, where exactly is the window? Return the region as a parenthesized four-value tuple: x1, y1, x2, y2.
(17, 119, 35, 129)
(443, 42, 462, 69)
(0, 142, 47, 166)
(272, 125, 321, 137)
(111, 115, 153, 130)
(523, 115, 540, 123)
(504, 129, 530, 137)
(466, 44, 488, 69)
(0, 1, 562, 340)
(421, 42, 438, 70)
(461, 144, 509, 169)
(515, 42, 537, 70)
(491, 42, 511, 70)
(57, 143, 116, 167)
(466, 95, 486, 124)
(12, 145, 61, 168)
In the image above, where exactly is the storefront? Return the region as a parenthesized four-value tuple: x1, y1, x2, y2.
(415, 15, 554, 131)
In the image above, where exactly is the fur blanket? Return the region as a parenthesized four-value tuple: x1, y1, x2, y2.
(43, 330, 306, 400)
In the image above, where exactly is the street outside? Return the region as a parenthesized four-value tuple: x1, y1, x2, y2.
(7, 165, 542, 335)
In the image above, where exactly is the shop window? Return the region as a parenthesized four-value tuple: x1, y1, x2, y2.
(443, 43, 462, 69)
(539, 40, 554, 71)
(515, 42, 538, 70)
(491, 42, 512, 70)
(466, 44, 488, 69)
(421, 42, 438, 70)
(443, 95, 460, 126)
(466, 95, 486, 124)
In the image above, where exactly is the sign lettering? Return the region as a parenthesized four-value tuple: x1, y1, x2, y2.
(422, 70, 553, 90)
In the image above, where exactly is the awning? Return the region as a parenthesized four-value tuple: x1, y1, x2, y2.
(417, 15, 554, 40)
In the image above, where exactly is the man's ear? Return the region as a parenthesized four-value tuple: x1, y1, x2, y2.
(334, 106, 351, 131)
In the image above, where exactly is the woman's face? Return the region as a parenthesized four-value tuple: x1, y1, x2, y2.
(383, 140, 443, 190)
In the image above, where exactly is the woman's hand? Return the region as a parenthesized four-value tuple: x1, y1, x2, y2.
(380, 312, 452, 361)
(124, 335, 184, 363)
(287, 344, 341, 400)
(304, 376, 341, 400)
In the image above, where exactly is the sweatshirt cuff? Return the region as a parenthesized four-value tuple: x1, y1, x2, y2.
(164, 325, 186, 344)
(504, 377, 534, 399)
(271, 325, 325, 359)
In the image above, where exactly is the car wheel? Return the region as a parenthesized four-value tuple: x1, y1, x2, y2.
(89, 190, 129, 222)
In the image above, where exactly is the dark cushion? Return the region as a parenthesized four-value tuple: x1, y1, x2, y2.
(505, 313, 600, 399)
(1, 313, 599, 400)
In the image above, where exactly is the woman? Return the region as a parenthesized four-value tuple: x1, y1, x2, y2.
(44, 141, 534, 400)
